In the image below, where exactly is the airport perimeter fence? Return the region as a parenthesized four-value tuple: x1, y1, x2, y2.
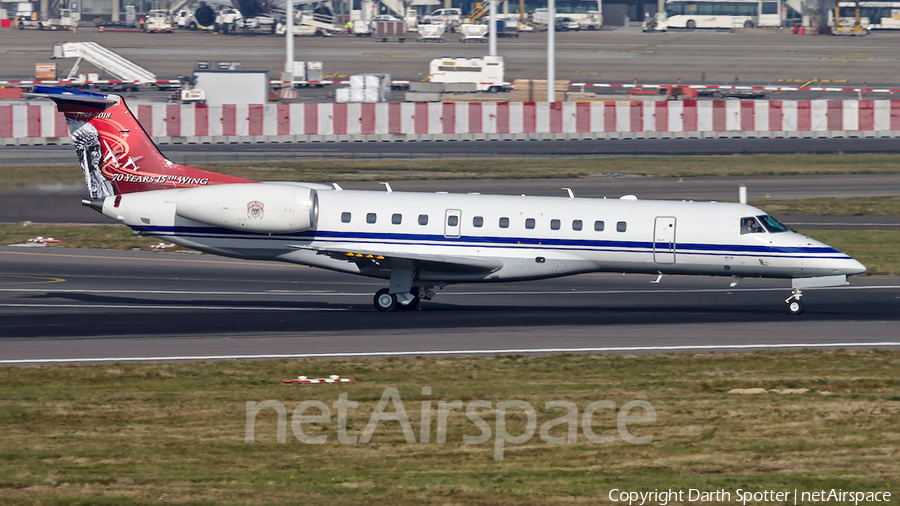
(4, 98, 900, 146)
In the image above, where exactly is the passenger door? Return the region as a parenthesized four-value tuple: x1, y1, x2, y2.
(444, 209, 461, 238)
(653, 216, 676, 264)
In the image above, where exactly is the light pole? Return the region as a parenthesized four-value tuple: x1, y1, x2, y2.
(285, 0, 294, 84)
(547, 0, 555, 102)
(489, 0, 497, 56)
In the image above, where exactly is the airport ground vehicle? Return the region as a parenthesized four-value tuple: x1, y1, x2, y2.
(143, 9, 174, 32)
(664, 0, 782, 28)
(531, 1, 601, 26)
(555, 16, 580, 30)
(421, 8, 462, 31)
(837, 1, 900, 29)
(17, 7, 79, 30)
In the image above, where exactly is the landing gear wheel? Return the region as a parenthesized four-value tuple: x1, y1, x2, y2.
(374, 288, 397, 312)
(398, 287, 421, 311)
(787, 298, 803, 315)
(785, 288, 803, 315)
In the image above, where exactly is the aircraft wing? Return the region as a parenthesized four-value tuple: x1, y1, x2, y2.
(293, 245, 503, 275)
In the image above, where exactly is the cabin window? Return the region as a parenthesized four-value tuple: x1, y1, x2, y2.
(341, 212, 351, 223)
(758, 215, 788, 233)
(367, 213, 377, 224)
(525, 218, 536, 229)
(573, 220, 583, 231)
(392, 213, 402, 225)
(448, 215, 459, 227)
(418, 214, 428, 225)
(741, 216, 765, 234)
(473, 216, 484, 227)
(594, 220, 605, 232)
(499, 217, 509, 228)
(550, 219, 560, 230)
(617, 221, 627, 232)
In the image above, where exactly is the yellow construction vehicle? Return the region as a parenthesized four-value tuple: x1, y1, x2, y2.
(833, 2, 868, 35)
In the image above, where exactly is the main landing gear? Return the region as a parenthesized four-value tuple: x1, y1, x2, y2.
(785, 288, 804, 315)
(374, 286, 435, 312)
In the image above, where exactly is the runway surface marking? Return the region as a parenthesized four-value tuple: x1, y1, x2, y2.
(4, 342, 900, 364)
(0, 273, 66, 285)
(0, 249, 284, 266)
(2, 285, 898, 296)
(0, 303, 349, 311)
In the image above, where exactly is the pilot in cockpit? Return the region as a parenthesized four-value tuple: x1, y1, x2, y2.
(741, 216, 764, 234)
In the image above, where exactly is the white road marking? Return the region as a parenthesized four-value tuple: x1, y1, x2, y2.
(0, 303, 349, 311)
(1, 285, 898, 297)
(3, 342, 899, 364)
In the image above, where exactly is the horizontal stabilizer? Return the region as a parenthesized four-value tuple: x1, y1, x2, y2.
(26, 86, 117, 109)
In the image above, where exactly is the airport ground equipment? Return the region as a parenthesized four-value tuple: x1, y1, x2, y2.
(51, 41, 157, 83)
(375, 20, 406, 41)
(458, 23, 488, 42)
(429, 55, 505, 91)
(417, 23, 446, 42)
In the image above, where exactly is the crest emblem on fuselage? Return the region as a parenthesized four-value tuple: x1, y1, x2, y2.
(247, 200, 264, 220)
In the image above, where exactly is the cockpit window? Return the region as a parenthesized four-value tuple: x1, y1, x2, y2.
(758, 215, 789, 233)
(740, 216, 765, 235)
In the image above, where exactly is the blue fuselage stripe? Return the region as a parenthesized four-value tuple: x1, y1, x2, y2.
(135, 225, 849, 259)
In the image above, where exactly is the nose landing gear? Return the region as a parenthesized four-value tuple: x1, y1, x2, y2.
(785, 288, 803, 315)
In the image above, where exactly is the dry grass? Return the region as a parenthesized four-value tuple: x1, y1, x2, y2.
(755, 196, 900, 216)
(1, 351, 898, 504)
(0, 224, 192, 252)
(5, 153, 900, 189)
(795, 229, 900, 276)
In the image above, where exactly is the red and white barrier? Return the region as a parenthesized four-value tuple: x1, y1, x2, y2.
(4, 99, 900, 142)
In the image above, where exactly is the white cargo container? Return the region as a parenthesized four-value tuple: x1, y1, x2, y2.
(428, 55, 505, 92)
(305, 61, 323, 81)
(339, 73, 391, 103)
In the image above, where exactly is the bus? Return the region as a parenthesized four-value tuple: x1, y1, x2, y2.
(665, 0, 782, 28)
(838, 1, 900, 29)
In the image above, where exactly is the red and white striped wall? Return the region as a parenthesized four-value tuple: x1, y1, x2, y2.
(4, 99, 900, 142)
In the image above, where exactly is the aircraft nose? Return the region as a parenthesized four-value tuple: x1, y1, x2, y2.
(843, 258, 867, 276)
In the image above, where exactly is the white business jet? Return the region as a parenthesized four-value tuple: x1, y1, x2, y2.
(30, 85, 866, 314)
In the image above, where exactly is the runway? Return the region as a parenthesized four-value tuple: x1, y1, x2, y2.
(2, 246, 898, 364)
(7, 138, 900, 167)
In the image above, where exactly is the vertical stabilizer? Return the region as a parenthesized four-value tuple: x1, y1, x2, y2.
(29, 85, 257, 198)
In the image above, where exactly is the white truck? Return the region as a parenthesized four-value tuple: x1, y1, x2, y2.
(17, 4, 79, 30)
(143, 9, 174, 32)
(422, 8, 461, 32)
(428, 55, 506, 92)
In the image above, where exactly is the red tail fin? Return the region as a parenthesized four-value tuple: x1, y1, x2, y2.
(32, 85, 256, 198)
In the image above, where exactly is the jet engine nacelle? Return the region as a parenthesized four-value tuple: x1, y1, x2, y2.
(195, 4, 216, 26)
(232, 0, 272, 18)
(176, 183, 318, 234)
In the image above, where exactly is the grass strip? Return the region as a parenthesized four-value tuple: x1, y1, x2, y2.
(754, 196, 900, 216)
(0, 224, 191, 252)
(2, 225, 898, 275)
(5, 153, 900, 189)
(1, 350, 898, 504)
